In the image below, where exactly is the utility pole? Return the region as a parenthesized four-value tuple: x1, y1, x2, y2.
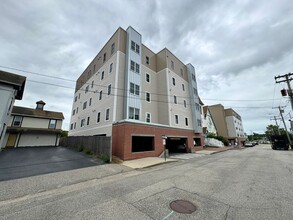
(270, 116, 281, 135)
(278, 106, 292, 146)
(275, 73, 293, 112)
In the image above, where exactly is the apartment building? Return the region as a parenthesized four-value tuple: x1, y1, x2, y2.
(4, 101, 64, 148)
(0, 70, 26, 149)
(208, 104, 245, 145)
(69, 26, 203, 160)
(202, 106, 217, 135)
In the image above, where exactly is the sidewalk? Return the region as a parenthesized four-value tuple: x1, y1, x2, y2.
(122, 157, 178, 169)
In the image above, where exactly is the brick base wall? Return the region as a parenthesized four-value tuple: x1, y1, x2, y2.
(112, 121, 203, 160)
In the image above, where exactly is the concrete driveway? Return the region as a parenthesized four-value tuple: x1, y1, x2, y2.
(0, 146, 104, 181)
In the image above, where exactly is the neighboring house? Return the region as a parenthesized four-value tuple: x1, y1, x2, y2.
(4, 101, 64, 148)
(69, 26, 204, 160)
(0, 70, 26, 149)
(202, 106, 217, 136)
(208, 104, 245, 145)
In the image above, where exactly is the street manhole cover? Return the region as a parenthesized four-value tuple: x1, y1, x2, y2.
(170, 200, 197, 214)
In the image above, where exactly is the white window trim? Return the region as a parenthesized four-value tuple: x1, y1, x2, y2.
(145, 92, 151, 103)
(105, 108, 110, 121)
(146, 112, 151, 123)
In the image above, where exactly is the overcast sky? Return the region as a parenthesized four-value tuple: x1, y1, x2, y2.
(1, 0, 293, 134)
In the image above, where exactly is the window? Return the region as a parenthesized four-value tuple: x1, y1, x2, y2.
(109, 63, 113, 73)
(85, 85, 89, 93)
(192, 74, 196, 81)
(99, 91, 103, 100)
(146, 56, 149, 65)
(146, 113, 151, 123)
(175, 115, 179, 124)
(74, 96, 77, 102)
(130, 60, 139, 73)
(101, 71, 104, 80)
(131, 41, 140, 54)
(81, 119, 85, 127)
(49, 119, 57, 129)
(132, 136, 154, 152)
(83, 101, 87, 110)
(72, 109, 75, 116)
(184, 100, 187, 108)
(76, 107, 78, 113)
(146, 73, 150, 83)
(105, 108, 110, 121)
(111, 43, 115, 54)
(108, 84, 111, 95)
(87, 117, 90, 125)
(78, 93, 80, 99)
(74, 122, 76, 129)
(135, 63, 140, 73)
(174, 95, 177, 104)
(131, 41, 135, 51)
(130, 83, 140, 96)
(193, 88, 197, 96)
(172, 77, 176, 86)
(93, 65, 96, 72)
(146, 92, 150, 102)
(97, 112, 101, 123)
(89, 98, 92, 106)
(91, 81, 94, 88)
(12, 116, 22, 127)
(70, 123, 73, 130)
(171, 60, 174, 70)
(180, 68, 183, 76)
(185, 118, 189, 126)
(103, 53, 106, 62)
(129, 107, 139, 120)
(182, 84, 185, 91)
(197, 119, 202, 127)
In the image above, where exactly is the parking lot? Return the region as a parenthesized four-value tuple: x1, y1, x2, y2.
(0, 146, 104, 181)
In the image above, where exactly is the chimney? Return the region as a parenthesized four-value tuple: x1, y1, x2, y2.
(36, 100, 46, 110)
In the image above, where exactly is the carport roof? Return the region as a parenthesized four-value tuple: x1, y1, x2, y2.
(12, 106, 64, 120)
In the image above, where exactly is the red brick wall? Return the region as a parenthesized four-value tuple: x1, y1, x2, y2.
(112, 122, 203, 160)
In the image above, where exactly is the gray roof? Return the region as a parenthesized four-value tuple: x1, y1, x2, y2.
(0, 70, 26, 100)
(12, 106, 64, 120)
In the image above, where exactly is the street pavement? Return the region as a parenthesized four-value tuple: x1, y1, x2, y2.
(1, 144, 293, 219)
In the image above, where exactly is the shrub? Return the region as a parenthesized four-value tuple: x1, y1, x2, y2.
(78, 145, 84, 152)
(99, 154, 110, 163)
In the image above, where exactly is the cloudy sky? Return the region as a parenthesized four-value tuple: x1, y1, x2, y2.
(1, 0, 293, 134)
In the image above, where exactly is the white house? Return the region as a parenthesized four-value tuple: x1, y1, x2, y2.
(4, 101, 64, 148)
(0, 70, 26, 149)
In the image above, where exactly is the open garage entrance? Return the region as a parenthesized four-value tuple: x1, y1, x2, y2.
(166, 137, 188, 153)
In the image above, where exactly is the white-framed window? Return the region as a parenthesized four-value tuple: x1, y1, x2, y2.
(101, 71, 105, 80)
(72, 109, 75, 116)
(70, 123, 73, 130)
(99, 91, 103, 100)
(197, 119, 202, 127)
(97, 112, 101, 123)
(136, 44, 140, 54)
(146, 92, 150, 102)
(172, 77, 176, 86)
(174, 95, 177, 104)
(109, 63, 113, 73)
(89, 98, 92, 106)
(135, 63, 140, 73)
(130, 60, 135, 71)
(146, 73, 150, 83)
(185, 118, 188, 126)
(171, 60, 174, 70)
(87, 117, 90, 125)
(131, 41, 140, 54)
(131, 41, 135, 51)
(74, 96, 77, 102)
(108, 84, 111, 95)
(146, 113, 151, 123)
(105, 108, 110, 121)
(175, 115, 179, 124)
(74, 122, 76, 129)
(83, 101, 87, 110)
(49, 119, 57, 129)
(85, 85, 89, 93)
(130, 60, 139, 73)
(91, 81, 94, 88)
(12, 116, 22, 127)
(146, 56, 149, 65)
(184, 100, 186, 108)
(182, 84, 185, 91)
(130, 83, 140, 96)
(103, 53, 106, 62)
(129, 107, 140, 120)
(81, 119, 85, 127)
(76, 107, 78, 113)
(111, 43, 115, 54)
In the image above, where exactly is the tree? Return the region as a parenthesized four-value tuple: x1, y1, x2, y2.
(265, 124, 287, 138)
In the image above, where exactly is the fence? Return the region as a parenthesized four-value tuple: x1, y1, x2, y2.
(60, 136, 111, 161)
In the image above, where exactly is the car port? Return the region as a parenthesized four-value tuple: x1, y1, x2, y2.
(166, 137, 188, 153)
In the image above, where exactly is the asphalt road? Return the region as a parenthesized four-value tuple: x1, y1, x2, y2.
(1, 144, 293, 219)
(0, 146, 103, 181)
